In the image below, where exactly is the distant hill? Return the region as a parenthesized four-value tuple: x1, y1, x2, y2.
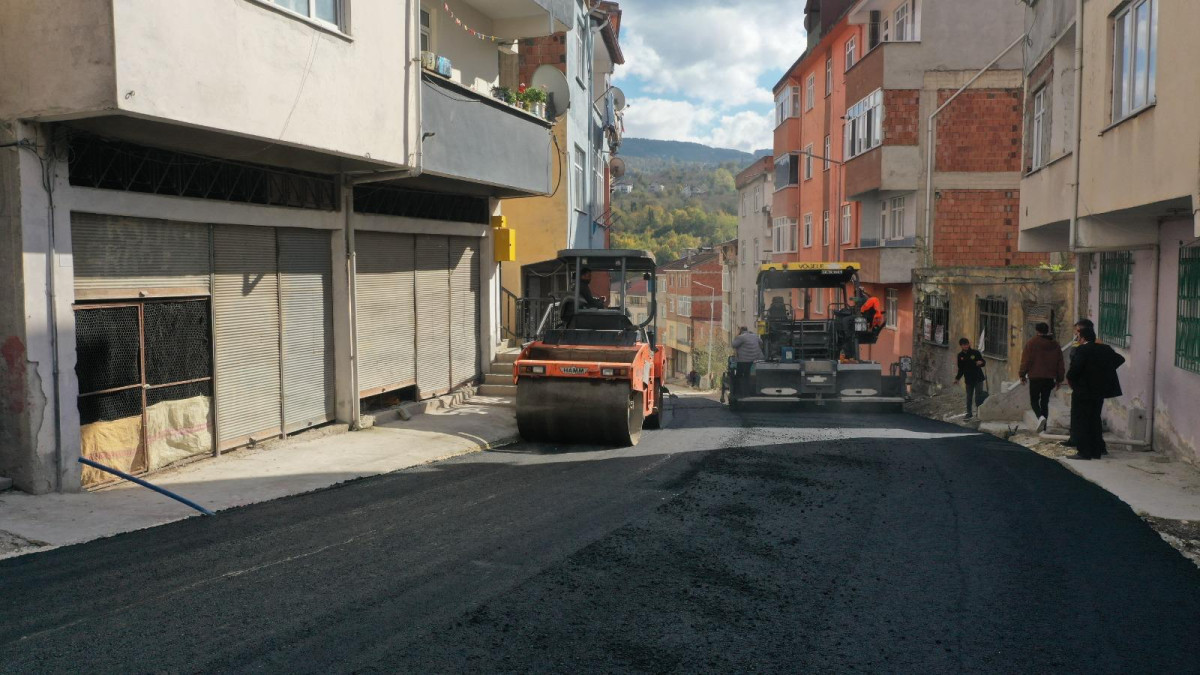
(620, 138, 770, 166)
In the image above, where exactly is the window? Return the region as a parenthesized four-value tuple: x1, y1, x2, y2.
(680, 296, 692, 318)
(774, 154, 799, 190)
(805, 74, 816, 111)
(775, 88, 799, 126)
(741, 192, 748, 217)
(825, 57, 833, 96)
(803, 144, 814, 180)
(773, 218, 798, 254)
(754, 187, 761, 212)
(790, 219, 799, 252)
(1112, 0, 1157, 121)
(1099, 251, 1133, 347)
(576, 13, 588, 85)
(754, 237, 761, 262)
(889, 196, 905, 240)
(814, 288, 825, 314)
(822, 210, 830, 246)
(923, 292, 950, 346)
(845, 89, 883, 159)
(824, 135, 832, 171)
(978, 296, 1009, 359)
(573, 145, 587, 211)
(842, 204, 852, 244)
(845, 36, 857, 71)
(886, 289, 899, 328)
(882, 17, 890, 44)
(894, 1, 910, 41)
(1177, 246, 1200, 374)
(803, 213, 813, 248)
(1031, 87, 1048, 170)
(420, 8, 431, 51)
(269, 0, 341, 27)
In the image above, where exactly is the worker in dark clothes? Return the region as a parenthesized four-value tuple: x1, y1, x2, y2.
(954, 337, 987, 420)
(767, 296, 790, 321)
(1066, 325, 1125, 460)
(1019, 322, 1065, 432)
(577, 267, 605, 309)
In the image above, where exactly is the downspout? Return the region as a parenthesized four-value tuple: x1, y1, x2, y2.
(343, 0, 425, 429)
(1069, 0, 1085, 318)
(923, 32, 1027, 269)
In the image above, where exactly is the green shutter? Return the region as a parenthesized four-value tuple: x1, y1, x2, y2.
(1177, 246, 1200, 375)
(1099, 251, 1133, 347)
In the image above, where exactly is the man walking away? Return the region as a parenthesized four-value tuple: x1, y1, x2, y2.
(954, 338, 987, 420)
(1020, 322, 1065, 432)
(1066, 326, 1125, 460)
(731, 326, 764, 399)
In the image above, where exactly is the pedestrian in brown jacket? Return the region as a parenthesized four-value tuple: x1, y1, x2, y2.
(1019, 322, 1065, 432)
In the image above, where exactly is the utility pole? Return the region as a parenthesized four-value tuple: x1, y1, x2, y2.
(695, 280, 717, 390)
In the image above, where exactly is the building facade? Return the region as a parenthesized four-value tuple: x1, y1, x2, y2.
(0, 0, 570, 493)
(732, 157, 773, 336)
(657, 251, 723, 384)
(499, 0, 624, 324)
(1019, 0, 1200, 464)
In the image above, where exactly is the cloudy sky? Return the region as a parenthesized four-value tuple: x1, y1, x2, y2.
(613, 0, 808, 152)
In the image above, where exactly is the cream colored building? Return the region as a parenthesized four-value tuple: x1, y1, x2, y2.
(733, 157, 773, 333)
(0, 0, 570, 493)
(1019, 0, 1200, 464)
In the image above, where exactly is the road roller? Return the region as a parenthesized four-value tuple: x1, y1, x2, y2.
(513, 249, 665, 446)
(725, 262, 907, 408)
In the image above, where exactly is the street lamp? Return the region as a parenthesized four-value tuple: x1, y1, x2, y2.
(694, 280, 718, 390)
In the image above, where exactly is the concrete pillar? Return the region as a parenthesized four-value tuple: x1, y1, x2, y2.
(480, 198, 501, 367)
(331, 185, 356, 423)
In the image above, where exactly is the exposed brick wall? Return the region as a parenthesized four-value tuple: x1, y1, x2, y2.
(935, 89, 1022, 172)
(934, 190, 1048, 268)
(518, 34, 567, 87)
(883, 89, 919, 146)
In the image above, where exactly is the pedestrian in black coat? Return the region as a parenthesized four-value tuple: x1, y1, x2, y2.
(1066, 326, 1125, 460)
(954, 338, 987, 420)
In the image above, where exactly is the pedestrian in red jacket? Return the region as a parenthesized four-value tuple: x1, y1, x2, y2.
(1019, 322, 1065, 432)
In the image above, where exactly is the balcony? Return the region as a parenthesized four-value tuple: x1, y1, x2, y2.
(421, 74, 553, 197)
(844, 245, 918, 284)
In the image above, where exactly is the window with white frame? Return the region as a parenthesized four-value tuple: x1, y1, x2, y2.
(773, 218, 798, 254)
(894, 1, 911, 41)
(790, 219, 799, 252)
(741, 193, 748, 216)
(845, 36, 857, 71)
(775, 87, 801, 126)
(574, 145, 587, 211)
(270, 0, 342, 27)
(576, 13, 588, 86)
(889, 196, 905, 240)
(420, 7, 431, 51)
(886, 288, 899, 328)
(806, 74, 816, 111)
(845, 89, 883, 159)
(880, 201, 889, 243)
(822, 210, 830, 246)
(775, 154, 799, 190)
(680, 296, 692, 318)
(825, 56, 833, 95)
(803, 144, 814, 180)
(803, 213, 813, 248)
(1112, 0, 1157, 121)
(814, 288, 825, 314)
(1031, 87, 1048, 170)
(754, 237, 761, 262)
(824, 135, 832, 170)
(842, 204, 852, 244)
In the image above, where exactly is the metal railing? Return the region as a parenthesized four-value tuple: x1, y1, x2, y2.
(501, 288, 558, 343)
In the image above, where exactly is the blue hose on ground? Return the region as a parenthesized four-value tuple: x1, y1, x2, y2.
(77, 457, 215, 516)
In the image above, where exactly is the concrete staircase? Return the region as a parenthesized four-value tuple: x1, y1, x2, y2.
(476, 348, 519, 399)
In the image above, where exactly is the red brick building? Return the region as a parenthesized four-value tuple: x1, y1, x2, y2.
(658, 251, 724, 384)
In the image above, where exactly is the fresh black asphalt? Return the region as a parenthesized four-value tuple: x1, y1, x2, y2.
(2, 398, 1199, 673)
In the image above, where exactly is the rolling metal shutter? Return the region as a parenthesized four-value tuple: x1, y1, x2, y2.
(355, 231, 417, 396)
(213, 225, 282, 446)
(279, 228, 335, 431)
(449, 237, 480, 387)
(415, 235, 452, 397)
(71, 213, 210, 300)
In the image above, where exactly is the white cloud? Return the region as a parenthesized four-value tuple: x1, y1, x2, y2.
(624, 98, 772, 152)
(613, 0, 802, 152)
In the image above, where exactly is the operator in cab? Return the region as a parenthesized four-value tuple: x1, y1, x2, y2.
(577, 267, 606, 309)
(767, 296, 790, 321)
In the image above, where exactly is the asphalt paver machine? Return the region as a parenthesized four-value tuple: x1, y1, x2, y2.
(726, 262, 906, 408)
(513, 250, 665, 446)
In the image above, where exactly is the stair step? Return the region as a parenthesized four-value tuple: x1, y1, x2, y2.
(477, 383, 517, 397)
(494, 351, 520, 364)
(483, 373, 512, 385)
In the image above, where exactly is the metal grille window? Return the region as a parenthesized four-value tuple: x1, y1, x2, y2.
(977, 296, 1009, 359)
(1099, 251, 1133, 347)
(923, 292, 950, 345)
(1177, 246, 1200, 374)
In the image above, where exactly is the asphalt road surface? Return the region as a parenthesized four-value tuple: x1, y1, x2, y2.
(3, 398, 1200, 673)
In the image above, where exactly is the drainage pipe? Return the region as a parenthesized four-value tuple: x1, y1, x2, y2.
(78, 458, 214, 516)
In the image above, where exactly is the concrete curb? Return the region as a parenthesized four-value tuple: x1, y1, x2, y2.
(366, 385, 479, 427)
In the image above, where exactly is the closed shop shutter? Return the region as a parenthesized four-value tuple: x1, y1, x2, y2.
(415, 235, 452, 397)
(213, 225, 282, 446)
(278, 228, 335, 431)
(71, 213, 210, 300)
(355, 231, 417, 396)
(449, 237, 480, 387)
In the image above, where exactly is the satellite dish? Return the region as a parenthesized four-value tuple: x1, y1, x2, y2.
(609, 157, 626, 179)
(531, 65, 571, 120)
(610, 86, 626, 112)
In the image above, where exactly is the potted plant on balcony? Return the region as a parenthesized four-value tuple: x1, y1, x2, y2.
(515, 83, 531, 112)
(492, 85, 514, 106)
(526, 86, 548, 119)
